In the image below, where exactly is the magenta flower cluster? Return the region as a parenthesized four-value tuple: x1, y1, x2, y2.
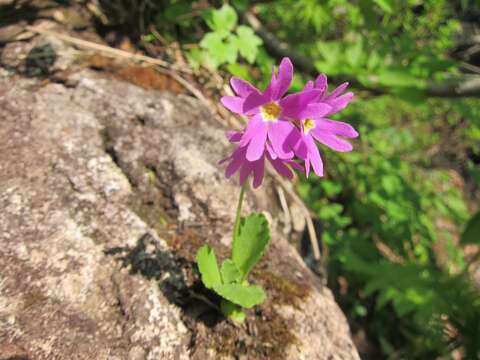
(221, 57, 358, 188)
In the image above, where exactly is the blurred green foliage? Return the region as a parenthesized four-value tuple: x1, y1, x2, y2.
(98, 0, 480, 358)
(256, 0, 460, 100)
(299, 95, 480, 358)
(189, 4, 263, 69)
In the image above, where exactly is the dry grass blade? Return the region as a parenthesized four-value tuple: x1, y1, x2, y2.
(25, 25, 192, 74)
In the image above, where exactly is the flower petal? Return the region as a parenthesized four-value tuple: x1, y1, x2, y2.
(279, 89, 322, 118)
(326, 82, 349, 100)
(291, 134, 308, 160)
(269, 157, 294, 179)
(314, 119, 358, 138)
(263, 67, 276, 100)
(311, 129, 353, 152)
(287, 159, 303, 171)
(327, 92, 354, 114)
(230, 77, 258, 98)
(225, 146, 246, 178)
(225, 130, 243, 143)
(305, 157, 311, 178)
(267, 120, 296, 159)
(246, 122, 268, 161)
(240, 114, 263, 147)
(273, 57, 293, 99)
(300, 102, 332, 119)
(242, 91, 268, 114)
(303, 80, 314, 90)
(305, 135, 323, 176)
(315, 74, 328, 94)
(239, 162, 252, 185)
(221, 96, 244, 114)
(265, 142, 277, 159)
(252, 159, 265, 188)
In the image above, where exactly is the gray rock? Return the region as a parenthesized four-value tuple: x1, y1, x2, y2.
(0, 35, 359, 359)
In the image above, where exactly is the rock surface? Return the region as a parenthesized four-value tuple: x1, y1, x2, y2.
(0, 31, 360, 359)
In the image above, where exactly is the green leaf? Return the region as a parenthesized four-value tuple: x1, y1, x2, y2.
(221, 259, 242, 284)
(185, 47, 203, 71)
(220, 299, 246, 323)
(391, 87, 426, 105)
(200, 32, 238, 67)
(231, 0, 249, 12)
(372, 0, 393, 14)
(232, 213, 270, 278)
(376, 69, 425, 89)
(318, 203, 343, 220)
(461, 211, 480, 245)
(226, 63, 253, 81)
(200, 32, 223, 51)
(235, 25, 263, 63)
(213, 283, 266, 308)
(345, 39, 364, 68)
(205, 4, 238, 33)
(196, 245, 222, 289)
(164, 3, 192, 20)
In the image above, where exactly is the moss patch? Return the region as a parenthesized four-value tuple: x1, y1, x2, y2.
(191, 305, 298, 359)
(256, 270, 311, 308)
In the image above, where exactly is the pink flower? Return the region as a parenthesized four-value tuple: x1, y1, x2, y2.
(304, 74, 354, 116)
(220, 57, 358, 187)
(222, 131, 302, 188)
(221, 58, 320, 161)
(292, 78, 358, 177)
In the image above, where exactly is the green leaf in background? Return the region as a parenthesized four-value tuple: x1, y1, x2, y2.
(372, 0, 394, 14)
(200, 32, 238, 68)
(318, 203, 344, 220)
(163, 2, 191, 20)
(205, 4, 238, 33)
(196, 245, 222, 289)
(231, 0, 249, 12)
(461, 211, 480, 245)
(345, 39, 365, 68)
(200, 32, 224, 50)
(213, 283, 266, 308)
(232, 213, 270, 278)
(315, 41, 343, 74)
(235, 25, 263, 63)
(376, 69, 426, 88)
(221, 259, 242, 284)
(226, 63, 253, 81)
(185, 47, 203, 70)
(391, 87, 426, 106)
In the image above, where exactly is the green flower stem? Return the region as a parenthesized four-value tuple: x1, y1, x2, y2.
(221, 299, 246, 323)
(232, 182, 247, 242)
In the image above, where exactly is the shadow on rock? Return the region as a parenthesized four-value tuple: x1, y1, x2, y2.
(24, 43, 57, 77)
(104, 232, 224, 328)
(0, 42, 57, 77)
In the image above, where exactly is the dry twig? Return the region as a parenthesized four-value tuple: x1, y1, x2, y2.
(25, 25, 192, 74)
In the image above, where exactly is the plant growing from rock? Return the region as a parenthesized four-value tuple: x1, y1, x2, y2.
(197, 57, 358, 322)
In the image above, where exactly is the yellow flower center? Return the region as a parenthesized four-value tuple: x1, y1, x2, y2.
(260, 102, 281, 122)
(303, 118, 316, 134)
